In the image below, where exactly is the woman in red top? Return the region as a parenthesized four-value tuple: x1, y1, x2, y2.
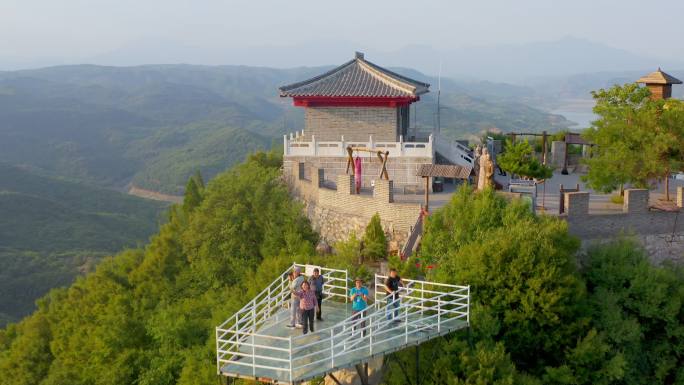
(296, 281, 319, 335)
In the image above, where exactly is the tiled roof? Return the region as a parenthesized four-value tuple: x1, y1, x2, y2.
(416, 164, 472, 179)
(279, 52, 430, 98)
(637, 68, 682, 85)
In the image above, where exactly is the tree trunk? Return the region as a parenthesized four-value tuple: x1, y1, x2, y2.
(665, 173, 671, 201)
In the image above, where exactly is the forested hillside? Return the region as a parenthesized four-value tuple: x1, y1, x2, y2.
(0, 64, 570, 194)
(1, 153, 681, 385)
(0, 163, 166, 325)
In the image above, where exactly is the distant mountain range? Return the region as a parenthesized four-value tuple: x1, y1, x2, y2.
(5, 36, 680, 84)
(524, 69, 684, 101)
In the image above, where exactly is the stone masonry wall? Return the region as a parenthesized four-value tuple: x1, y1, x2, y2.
(564, 188, 684, 264)
(304, 107, 398, 142)
(284, 155, 431, 191)
(285, 162, 421, 248)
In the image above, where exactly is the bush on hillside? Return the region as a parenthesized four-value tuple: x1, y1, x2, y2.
(362, 213, 387, 262)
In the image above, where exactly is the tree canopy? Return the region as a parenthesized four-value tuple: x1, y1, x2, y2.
(385, 187, 684, 385)
(497, 140, 553, 180)
(583, 83, 684, 198)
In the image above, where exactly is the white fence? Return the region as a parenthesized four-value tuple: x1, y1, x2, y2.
(283, 132, 435, 159)
(215, 265, 470, 383)
(215, 263, 348, 378)
(434, 132, 474, 168)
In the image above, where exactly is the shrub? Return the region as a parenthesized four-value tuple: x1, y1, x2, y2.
(362, 213, 387, 261)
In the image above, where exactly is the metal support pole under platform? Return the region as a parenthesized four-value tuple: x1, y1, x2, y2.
(328, 373, 343, 385)
(355, 362, 370, 385)
(415, 345, 420, 385)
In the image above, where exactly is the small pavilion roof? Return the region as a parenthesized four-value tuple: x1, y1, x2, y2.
(637, 68, 682, 85)
(279, 52, 430, 98)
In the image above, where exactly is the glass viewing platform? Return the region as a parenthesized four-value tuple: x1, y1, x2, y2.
(215, 263, 470, 384)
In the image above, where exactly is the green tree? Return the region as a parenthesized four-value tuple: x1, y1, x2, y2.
(387, 186, 595, 384)
(182, 177, 202, 212)
(581, 239, 684, 384)
(497, 140, 553, 180)
(583, 83, 684, 199)
(361, 213, 387, 261)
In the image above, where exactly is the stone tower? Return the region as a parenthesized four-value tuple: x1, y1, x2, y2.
(278, 52, 435, 189)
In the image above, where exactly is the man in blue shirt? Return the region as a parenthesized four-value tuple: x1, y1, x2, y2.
(349, 277, 369, 336)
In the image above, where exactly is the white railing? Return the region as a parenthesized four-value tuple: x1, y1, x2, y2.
(434, 132, 474, 168)
(283, 133, 435, 159)
(215, 263, 348, 377)
(216, 266, 470, 383)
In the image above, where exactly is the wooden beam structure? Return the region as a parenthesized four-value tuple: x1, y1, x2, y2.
(345, 146, 390, 181)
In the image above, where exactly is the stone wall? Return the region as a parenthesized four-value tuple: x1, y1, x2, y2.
(286, 162, 421, 247)
(563, 188, 684, 264)
(284, 155, 432, 191)
(550, 141, 566, 168)
(304, 107, 398, 141)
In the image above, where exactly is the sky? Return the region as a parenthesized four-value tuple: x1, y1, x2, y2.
(2, 0, 684, 68)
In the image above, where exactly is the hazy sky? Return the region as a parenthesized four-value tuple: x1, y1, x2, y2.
(2, 0, 684, 64)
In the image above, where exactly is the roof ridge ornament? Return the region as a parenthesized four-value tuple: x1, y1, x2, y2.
(355, 51, 365, 60)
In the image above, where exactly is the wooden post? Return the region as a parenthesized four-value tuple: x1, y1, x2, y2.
(345, 146, 354, 176)
(424, 177, 429, 210)
(542, 130, 547, 165)
(377, 151, 389, 180)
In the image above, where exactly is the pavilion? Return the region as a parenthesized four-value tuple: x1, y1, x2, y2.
(280, 52, 473, 191)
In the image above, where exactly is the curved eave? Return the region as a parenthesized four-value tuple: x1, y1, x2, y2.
(291, 96, 419, 107)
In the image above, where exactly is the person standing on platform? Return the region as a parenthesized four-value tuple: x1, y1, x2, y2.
(349, 277, 369, 336)
(295, 281, 318, 335)
(308, 268, 325, 321)
(384, 268, 405, 322)
(287, 266, 305, 328)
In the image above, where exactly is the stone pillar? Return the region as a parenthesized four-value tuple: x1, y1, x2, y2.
(582, 144, 590, 158)
(678, 186, 684, 208)
(564, 192, 589, 217)
(551, 141, 566, 168)
(337, 174, 354, 195)
(312, 167, 324, 188)
(374, 179, 394, 203)
(624, 189, 649, 213)
(294, 162, 305, 180)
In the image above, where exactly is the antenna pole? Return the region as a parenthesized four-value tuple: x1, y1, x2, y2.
(437, 60, 442, 134)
